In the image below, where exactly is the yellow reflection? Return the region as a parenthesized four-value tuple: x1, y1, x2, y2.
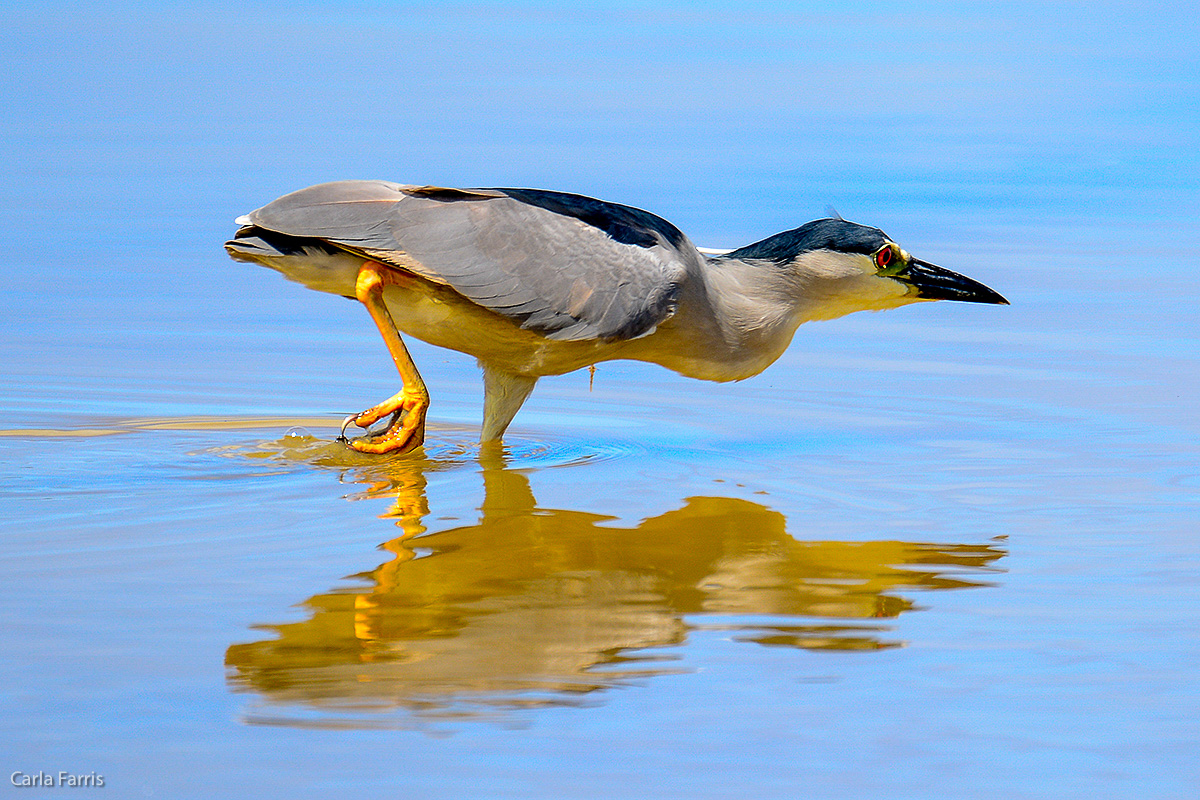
(226, 440, 1004, 723)
(0, 415, 343, 438)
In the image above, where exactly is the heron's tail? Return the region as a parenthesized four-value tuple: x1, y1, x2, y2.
(224, 225, 319, 262)
(224, 226, 363, 297)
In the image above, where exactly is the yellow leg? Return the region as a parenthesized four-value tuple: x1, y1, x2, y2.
(340, 262, 429, 455)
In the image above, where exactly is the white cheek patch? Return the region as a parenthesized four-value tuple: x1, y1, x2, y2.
(791, 250, 920, 322)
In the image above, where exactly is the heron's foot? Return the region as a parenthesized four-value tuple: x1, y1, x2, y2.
(338, 389, 428, 455)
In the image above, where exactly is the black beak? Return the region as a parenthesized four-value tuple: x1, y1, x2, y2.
(897, 258, 1009, 305)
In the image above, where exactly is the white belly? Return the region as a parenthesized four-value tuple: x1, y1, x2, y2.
(381, 280, 630, 377)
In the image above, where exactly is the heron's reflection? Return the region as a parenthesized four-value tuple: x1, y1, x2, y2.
(226, 436, 1004, 723)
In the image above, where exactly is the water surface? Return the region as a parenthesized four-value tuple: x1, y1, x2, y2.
(2, 2, 1198, 798)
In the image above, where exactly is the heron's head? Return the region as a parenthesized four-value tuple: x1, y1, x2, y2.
(724, 218, 1008, 321)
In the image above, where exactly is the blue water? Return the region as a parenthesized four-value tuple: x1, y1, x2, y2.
(2, 2, 1198, 798)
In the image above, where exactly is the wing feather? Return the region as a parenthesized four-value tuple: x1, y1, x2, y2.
(244, 181, 694, 341)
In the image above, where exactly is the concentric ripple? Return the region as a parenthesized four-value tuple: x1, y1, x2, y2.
(198, 417, 651, 474)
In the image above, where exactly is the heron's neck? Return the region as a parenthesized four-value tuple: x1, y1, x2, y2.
(632, 250, 914, 382)
(713, 253, 816, 352)
(648, 256, 811, 381)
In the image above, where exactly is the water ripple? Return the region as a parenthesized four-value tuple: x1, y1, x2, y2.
(491, 430, 651, 469)
(204, 419, 650, 474)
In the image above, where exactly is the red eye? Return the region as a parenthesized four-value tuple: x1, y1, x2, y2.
(875, 247, 893, 269)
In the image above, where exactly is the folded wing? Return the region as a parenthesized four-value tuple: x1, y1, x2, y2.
(243, 180, 694, 342)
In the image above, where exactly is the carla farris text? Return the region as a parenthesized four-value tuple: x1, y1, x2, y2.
(11, 772, 105, 788)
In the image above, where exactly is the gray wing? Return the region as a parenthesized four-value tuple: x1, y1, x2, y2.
(244, 180, 694, 341)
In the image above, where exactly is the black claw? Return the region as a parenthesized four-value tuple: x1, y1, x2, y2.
(337, 413, 362, 447)
(337, 409, 407, 448)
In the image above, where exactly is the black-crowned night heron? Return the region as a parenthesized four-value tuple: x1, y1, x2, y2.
(226, 181, 1007, 453)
